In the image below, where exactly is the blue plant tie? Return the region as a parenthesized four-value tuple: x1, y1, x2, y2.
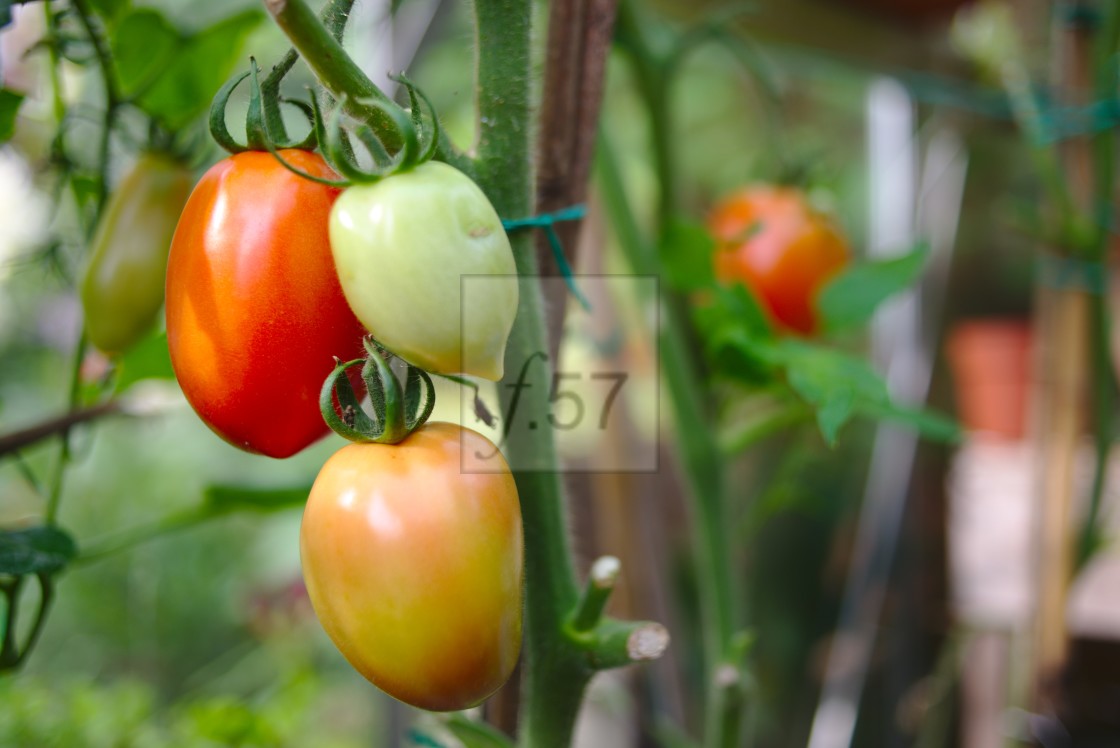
(407, 728, 445, 748)
(1037, 250, 1106, 295)
(502, 204, 592, 311)
(1055, 2, 1099, 29)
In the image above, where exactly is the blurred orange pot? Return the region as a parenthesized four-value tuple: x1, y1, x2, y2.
(944, 319, 1032, 440)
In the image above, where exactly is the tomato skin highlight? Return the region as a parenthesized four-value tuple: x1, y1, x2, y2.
(709, 186, 849, 335)
(165, 150, 367, 458)
(81, 152, 194, 354)
(300, 422, 524, 711)
(328, 161, 518, 381)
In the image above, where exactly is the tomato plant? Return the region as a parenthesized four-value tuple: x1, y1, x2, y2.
(299, 422, 523, 711)
(708, 185, 850, 335)
(165, 149, 367, 458)
(328, 160, 518, 381)
(80, 152, 194, 354)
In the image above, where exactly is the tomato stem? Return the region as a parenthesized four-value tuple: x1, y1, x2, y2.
(262, 0, 474, 175)
(568, 556, 620, 633)
(262, 0, 403, 150)
(598, 122, 745, 747)
(259, 0, 356, 142)
(473, 0, 593, 744)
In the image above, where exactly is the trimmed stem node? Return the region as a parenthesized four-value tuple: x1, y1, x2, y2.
(628, 623, 670, 661)
(715, 663, 741, 689)
(590, 555, 621, 588)
(319, 337, 436, 444)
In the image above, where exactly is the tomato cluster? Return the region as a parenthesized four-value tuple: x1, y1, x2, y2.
(157, 140, 524, 712)
(708, 185, 849, 335)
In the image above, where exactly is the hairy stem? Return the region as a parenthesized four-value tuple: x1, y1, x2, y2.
(261, 0, 472, 172)
(472, 1, 593, 744)
(597, 132, 740, 746)
(0, 400, 120, 458)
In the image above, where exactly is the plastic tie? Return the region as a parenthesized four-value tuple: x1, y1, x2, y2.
(406, 729, 445, 748)
(1036, 250, 1106, 295)
(502, 204, 592, 310)
(1055, 2, 1100, 29)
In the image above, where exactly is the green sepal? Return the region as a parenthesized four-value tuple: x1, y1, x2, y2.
(392, 73, 441, 165)
(208, 58, 323, 158)
(404, 364, 436, 430)
(323, 94, 418, 183)
(242, 64, 349, 186)
(208, 70, 251, 154)
(318, 337, 436, 445)
(320, 76, 443, 184)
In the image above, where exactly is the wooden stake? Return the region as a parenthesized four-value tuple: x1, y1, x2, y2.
(1029, 7, 1095, 710)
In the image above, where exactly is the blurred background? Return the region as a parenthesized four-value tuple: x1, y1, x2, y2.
(2, 0, 1119, 746)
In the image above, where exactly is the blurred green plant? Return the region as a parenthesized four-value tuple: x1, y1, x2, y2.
(0, 667, 370, 748)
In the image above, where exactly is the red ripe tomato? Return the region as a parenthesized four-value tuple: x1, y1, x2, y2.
(300, 422, 523, 711)
(709, 186, 850, 335)
(165, 150, 367, 458)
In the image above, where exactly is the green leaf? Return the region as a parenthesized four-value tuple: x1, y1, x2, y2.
(817, 243, 929, 333)
(776, 341, 889, 446)
(88, 0, 129, 24)
(114, 332, 175, 393)
(858, 401, 961, 444)
(202, 484, 310, 516)
(699, 283, 772, 341)
(0, 0, 33, 31)
(443, 715, 514, 748)
(695, 284, 776, 385)
(68, 173, 100, 216)
(659, 218, 716, 291)
(0, 526, 77, 575)
(111, 8, 262, 131)
(0, 88, 24, 144)
(111, 9, 180, 99)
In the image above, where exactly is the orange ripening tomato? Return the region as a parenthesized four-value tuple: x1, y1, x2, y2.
(708, 186, 849, 335)
(165, 150, 367, 458)
(300, 423, 524, 711)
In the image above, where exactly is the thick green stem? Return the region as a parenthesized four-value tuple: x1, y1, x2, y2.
(612, 6, 758, 737)
(262, 0, 471, 172)
(596, 137, 740, 746)
(70, 0, 119, 216)
(42, 1, 66, 125)
(472, 2, 592, 745)
(262, 0, 401, 148)
(615, 1, 674, 233)
(612, 17, 743, 728)
(46, 0, 124, 525)
(1077, 3, 1120, 569)
(45, 0, 105, 519)
(44, 333, 86, 525)
(259, 0, 357, 143)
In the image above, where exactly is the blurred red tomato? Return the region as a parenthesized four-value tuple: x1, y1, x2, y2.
(708, 186, 849, 335)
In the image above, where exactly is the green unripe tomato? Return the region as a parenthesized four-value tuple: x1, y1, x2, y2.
(80, 152, 194, 354)
(328, 161, 518, 381)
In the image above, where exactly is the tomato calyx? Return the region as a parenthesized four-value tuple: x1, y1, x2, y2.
(209, 0, 356, 156)
(318, 73, 441, 184)
(320, 336, 436, 445)
(209, 59, 318, 156)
